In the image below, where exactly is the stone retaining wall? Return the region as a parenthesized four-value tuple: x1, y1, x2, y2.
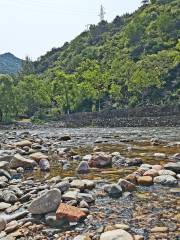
(58, 105, 180, 127)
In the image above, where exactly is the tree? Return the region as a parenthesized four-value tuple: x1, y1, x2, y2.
(110, 56, 136, 106)
(142, 0, 149, 5)
(16, 75, 51, 117)
(20, 56, 35, 75)
(52, 70, 80, 114)
(0, 75, 15, 122)
(126, 50, 179, 105)
(77, 60, 109, 111)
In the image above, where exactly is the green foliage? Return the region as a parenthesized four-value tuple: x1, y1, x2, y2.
(0, 0, 179, 122)
(0, 74, 16, 121)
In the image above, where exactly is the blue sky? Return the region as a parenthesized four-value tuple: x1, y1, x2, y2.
(0, 0, 142, 60)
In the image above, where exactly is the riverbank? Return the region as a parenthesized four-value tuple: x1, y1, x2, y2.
(1, 105, 180, 129)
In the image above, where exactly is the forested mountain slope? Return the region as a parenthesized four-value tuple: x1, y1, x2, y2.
(0, 0, 180, 122)
(0, 53, 22, 74)
(32, 0, 180, 108)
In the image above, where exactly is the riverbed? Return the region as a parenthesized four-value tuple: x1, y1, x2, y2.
(0, 127, 179, 240)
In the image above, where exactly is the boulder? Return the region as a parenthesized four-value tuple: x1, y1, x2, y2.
(79, 200, 89, 208)
(73, 235, 91, 240)
(89, 152, 112, 168)
(0, 169, 11, 180)
(60, 135, 71, 141)
(10, 154, 37, 169)
(15, 140, 32, 147)
(139, 164, 152, 171)
(152, 165, 163, 171)
(28, 189, 61, 214)
(143, 169, 158, 177)
(76, 161, 90, 174)
(53, 181, 70, 193)
(100, 229, 133, 240)
(104, 184, 122, 198)
(151, 226, 168, 233)
(39, 159, 50, 171)
(153, 175, 178, 186)
(30, 152, 48, 162)
(0, 202, 11, 211)
(164, 162, 180, 174)
(56, 203, 86, 222)
(0, 150, 14, 162)
(0, 217, 6, 231)
(154, 153, 166, 158)
(125, 173, 138, 184)
(70, 179, 95, 191)
(118, 179, 136, 192)
(158, 169, 176, 176)
(126, 158, 143, 167)
(0, 161, 9, 170)
(82, 155, 92, 162)
(5, 220, 18, 233)
(2, 190, 18, 203)
(62, 190, 79, 201)
(170, 153, 180, 162)
(77, 193, 95, 203)
(45, 212, 69, 228)
(137, 176, 153, 186)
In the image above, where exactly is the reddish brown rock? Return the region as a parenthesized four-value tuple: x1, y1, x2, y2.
(118, 179, 136, 192)
(89, 152, 112, 168)
(125, 173, 138, 184)
(56, 203, 86, 222)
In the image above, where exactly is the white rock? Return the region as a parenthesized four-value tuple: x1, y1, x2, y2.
(100, 229, 133, 240)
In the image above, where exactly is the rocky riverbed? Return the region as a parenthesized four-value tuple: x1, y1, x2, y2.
(0, 127, 179, 240)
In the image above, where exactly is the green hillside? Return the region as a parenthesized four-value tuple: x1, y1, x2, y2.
(0, 53, 22, 74)
(33, 0, 180, 108)
(0, 0, 180, 122)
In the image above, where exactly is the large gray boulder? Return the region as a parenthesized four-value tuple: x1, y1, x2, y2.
(100, 229, 133, 240)
(28, 189, 61, 215)
(10, 154, 37, 169)
(154, 175, 178, 186)
(164, 162, 180, 174)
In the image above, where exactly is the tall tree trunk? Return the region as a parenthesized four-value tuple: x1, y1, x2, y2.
(0, 109, 2, 122)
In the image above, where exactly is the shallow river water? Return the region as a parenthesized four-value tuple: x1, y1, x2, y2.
(0, 127, 180, 239)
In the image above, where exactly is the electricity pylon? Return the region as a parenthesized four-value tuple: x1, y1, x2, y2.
(98, 5, 106, 22)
